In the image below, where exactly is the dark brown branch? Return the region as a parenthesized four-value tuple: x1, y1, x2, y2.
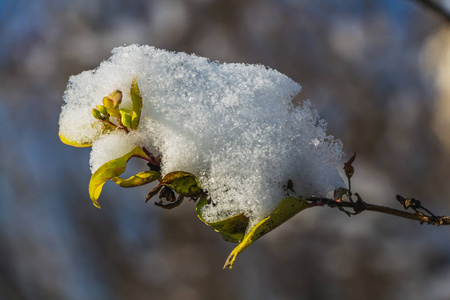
(409, 0, 450, 22)
(307, 196, 450, 226)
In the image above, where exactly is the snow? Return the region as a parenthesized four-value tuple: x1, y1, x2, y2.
(89, 130, 139, 173)
(59, 45, 344, 226)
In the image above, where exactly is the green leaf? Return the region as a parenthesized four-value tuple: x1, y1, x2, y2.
(130, 79, 142, 130)
(111, 170, 160, 188)
(96, 105, 109, 116)
(119, 108, 132, 128)
(196, 196, 249, 243)
(146, 172, 203, 210)
(159, 171, 203, 197)
(59, 132, 92, 148)
(89, 146, 148, 208)
(223, 197, 311, 269)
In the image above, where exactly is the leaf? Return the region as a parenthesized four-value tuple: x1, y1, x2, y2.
(159, 171, 203, 197)
(130, 79, 142, 130)
(101, 122, 116, 134)
(92, 108, 104, 120)
(96, 105, 109, 116)
(104, 90, 122, 108)
(223, 197, 311, 269)
(119, 108, 132, 128)
(154, 192, 184, 209)
(59, 133, 92, 148)
(111, 170, 161, 188)
(146, 171, 203, 209)
(89, 146, 148, 208)
(102, 90, 122, 119)
(196, 196, 249, 243)
(145, 184, 163, 203)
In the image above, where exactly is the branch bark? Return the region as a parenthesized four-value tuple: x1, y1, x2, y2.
(307, 196, 450, 225)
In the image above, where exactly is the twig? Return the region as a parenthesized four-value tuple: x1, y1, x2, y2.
(307, 196, 450, 226)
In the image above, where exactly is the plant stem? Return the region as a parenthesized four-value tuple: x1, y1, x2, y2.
(307, 197, 450, 226)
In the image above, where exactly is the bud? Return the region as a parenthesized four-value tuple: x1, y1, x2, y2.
(92, 108, 104, 120)
(343, 152, 356, 179)
(96, 105, 109, 116)
(334, 187, 349, 202)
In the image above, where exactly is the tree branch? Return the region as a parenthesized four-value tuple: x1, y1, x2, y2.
(307, 195, 450, 225)
(409, 0, 450, 22)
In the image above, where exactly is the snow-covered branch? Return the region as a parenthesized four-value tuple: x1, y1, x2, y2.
(59, 45, 449, 269)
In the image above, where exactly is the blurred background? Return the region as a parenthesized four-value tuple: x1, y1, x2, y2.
(2, 0, 450, 299)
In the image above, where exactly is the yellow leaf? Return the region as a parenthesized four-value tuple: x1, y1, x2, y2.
(119, 108, 132, 128)
(111, 171, 160, 188)
(104, 90, 122, 108)
(196, 196, 249, 243)
(223, 197, 311, 269)
(89, 146, 148, 208)
(59, 132, 92, 148)
(102, 90, 122, 119)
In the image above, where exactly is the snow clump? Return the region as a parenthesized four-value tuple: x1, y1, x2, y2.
(59, 45, 344, 226)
